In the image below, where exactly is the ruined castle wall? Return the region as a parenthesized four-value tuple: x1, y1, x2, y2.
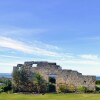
(56, 70, 96, 90)
(13, 61, 96, 92)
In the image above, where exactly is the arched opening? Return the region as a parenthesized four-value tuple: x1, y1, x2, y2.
(84, 80, 86, 83)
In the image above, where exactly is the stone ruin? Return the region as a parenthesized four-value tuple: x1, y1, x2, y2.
(13, 61, 96, 92)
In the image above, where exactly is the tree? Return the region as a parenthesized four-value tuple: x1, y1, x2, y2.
(13, 68, 47, 93)
(12, 68, 31, 92)
(1, 80, 12, 92)
(0, 79, 12, 93)
(32, 73, 47, 93)
(12, 69, 20, 92)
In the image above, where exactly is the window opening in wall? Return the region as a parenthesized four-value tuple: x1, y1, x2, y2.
(18, 67, 21, 70)
(32, 64, 37, 67)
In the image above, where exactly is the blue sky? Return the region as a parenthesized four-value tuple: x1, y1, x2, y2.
(0, 0, 100, 75)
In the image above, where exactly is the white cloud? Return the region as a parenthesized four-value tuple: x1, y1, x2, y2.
(33, 41, 60, 50)
(0, 36, 100, 75)
(0, 36, 59, 57)
(79, 54, 98, 60)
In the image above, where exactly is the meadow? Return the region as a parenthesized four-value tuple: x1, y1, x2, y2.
(0, 93, 100, 100)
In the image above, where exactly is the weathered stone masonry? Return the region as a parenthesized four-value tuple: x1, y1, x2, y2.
(13, 61, 96, 92)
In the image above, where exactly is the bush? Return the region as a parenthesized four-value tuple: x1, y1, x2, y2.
(1, 80, 12, 92)
(96, 80, 100, 85)
(58, 84, 67, 93)
(95, 86, 100, 93)
(0, 79, 12, 93)
(67, 84, 76, 92)
(32, 73, 48, 93)
(58, 84, 76, 93)
(77, 86, 87, 93)
(0, 88, 3, 93)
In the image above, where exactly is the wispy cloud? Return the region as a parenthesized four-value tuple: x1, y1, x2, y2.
(0, 36, 100, 75)
(0, 54, 22, 59)
(0, 36, 59, 57)
(79, 54, 98, 60)
(0, 37, 99, 65)
(33, 41, 60, 51)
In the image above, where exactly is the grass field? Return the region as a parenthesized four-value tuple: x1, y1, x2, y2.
(0, 93, 100, 100)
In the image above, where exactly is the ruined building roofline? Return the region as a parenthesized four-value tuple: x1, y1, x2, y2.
(83, 75, 96, 77)
(62, 69, 95, 77)
(62, 69, 82, 75)
(24, 61, 57, 65)
(13, 61, 96, 77)
(17, 64, 23, 67)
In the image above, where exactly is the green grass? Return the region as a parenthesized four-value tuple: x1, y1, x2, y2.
(0, 93, 100, 100)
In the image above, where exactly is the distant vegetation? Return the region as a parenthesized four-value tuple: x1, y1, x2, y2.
(96, 80, 100, 85)
(0, 78, 12, 93)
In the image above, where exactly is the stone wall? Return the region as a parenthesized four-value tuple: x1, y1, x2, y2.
(13, 61, 96, 92)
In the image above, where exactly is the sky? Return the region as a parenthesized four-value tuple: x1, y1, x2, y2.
(0, 0, 100, 76)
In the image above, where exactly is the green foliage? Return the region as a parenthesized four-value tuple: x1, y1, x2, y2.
(13, 70, 47, 93)
(95, 86, 100, 93)
(96, 80, 100, 85)
(3, 80, 12, 92)
(58, 84, 67, 93)
(0, 88, 3, 93)
(0, 80, 12, 93)
(12, 68, 31, 92)
(58, 84, 76, 93)
(32, 73, 47, 93)
(67, 84, 76, 92)
(12, 69, 20, 91)
(77, 86, 87, 93)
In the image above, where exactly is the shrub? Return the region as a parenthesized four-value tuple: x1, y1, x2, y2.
(1, 80, 12, 92)
(95, 86, 100, 93)
(0, 88, 3, 93)
(96, 80, 100, 85)
(0, 79, 12, 93)
(67, 84, 76, 92)
(58, 84, 67, 93)
(58, 84, 76, 93)
(32, 73, 48, 93)
(96, 86, 100, 91)
(77, 86, 87, 93)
